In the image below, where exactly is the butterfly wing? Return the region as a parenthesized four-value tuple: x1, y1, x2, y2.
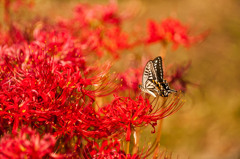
(152, 56, 177, 97)
(152, 56, 163, 82)
(140, 56, 176, 98)
(141, 60, 157, 87)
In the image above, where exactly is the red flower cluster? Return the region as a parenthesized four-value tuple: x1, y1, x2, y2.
(0, 0, 208, 158)
(56, 2, 132, 59)
(0, 42, 119, 138)
(146, 18, 209, 49)
(0, 127, 61, 159)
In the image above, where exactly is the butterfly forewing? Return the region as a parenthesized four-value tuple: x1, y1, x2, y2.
(152, 56, 163, 82)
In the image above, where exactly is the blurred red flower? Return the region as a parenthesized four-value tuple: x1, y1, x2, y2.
(146, 18, 209, 49)
(166, 61, 199, 92)
(74, 1, 122, 26)
(118, 67, 142, 93)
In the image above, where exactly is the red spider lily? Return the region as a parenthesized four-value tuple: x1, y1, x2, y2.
(82, 139, 173, 159)
(58, 22, 131, 59)
(0, 24, 27, 45)
(101, 2, 121, 25)
(74, 1, 122, 27)
(0, 17, 56, 46)
(56, 2, 133, 59)
(0, 43, 120, 137)
(82, 139, 124, 158)
(0, 127, 62, 159)
(146, 18, 209, 49)
(102, 27, 130, 59)
(0, 0, 35, 45)
(165, 61, 199, 92)
(5, 0, 129, 58)
(99, 93, 184, 141)
(118, 67, 142, 93)
(33, 29, 87, 69)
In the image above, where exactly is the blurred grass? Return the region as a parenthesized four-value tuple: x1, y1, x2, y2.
(1, 0, 240, 158)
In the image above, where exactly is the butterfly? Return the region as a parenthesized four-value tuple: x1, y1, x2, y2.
(139, 56, 176, 97)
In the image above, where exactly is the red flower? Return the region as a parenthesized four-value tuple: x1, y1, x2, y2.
(0, 127, 62, 159)
(74, 1, 122, 26)
(165, 61, 199, 92)
(100, 1, 121, 25)
(146, 18, 209, 49)
(99, 93, 184, 140)
(117, 67, 142, 93)
(0, 23, 26, 45)
(82, 139, 173, 159)
(57, 2, 133, 59)
(102, 27, 130, 59)
(83, 140, 124, 158)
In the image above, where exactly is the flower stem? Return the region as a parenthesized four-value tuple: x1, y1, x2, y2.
(126, 140, 130, 155)
(132, 127, 140, 154)
(125, 123, 131, 156)
(94, 97, 102, 112)
(160, 41, 168, 68)
(121, 140, 124, 151)
(94, 86, 102, 112)
(156, 119, 163, 144)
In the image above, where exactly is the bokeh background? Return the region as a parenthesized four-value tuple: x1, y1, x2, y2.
(1, 0, 240, 158)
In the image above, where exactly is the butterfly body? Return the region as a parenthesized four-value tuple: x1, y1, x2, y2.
(139, 56, 176, 97)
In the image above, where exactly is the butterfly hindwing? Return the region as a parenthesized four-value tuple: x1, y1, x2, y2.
(141, 60, 157, 87)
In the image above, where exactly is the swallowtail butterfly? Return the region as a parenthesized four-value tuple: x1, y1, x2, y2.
(139, 56, 176, 97)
